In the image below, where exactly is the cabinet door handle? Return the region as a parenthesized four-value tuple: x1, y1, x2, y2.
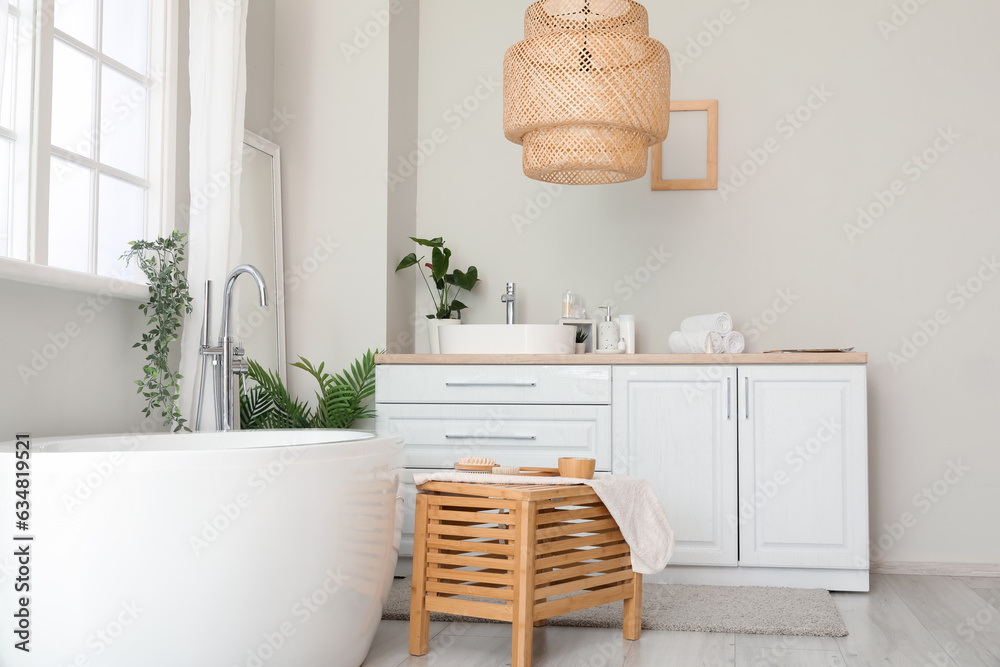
(445, 382, 537, 388)
(445, 434, 537, 441)
(745, 377, 750, 420)
(727, 378, 732, 420)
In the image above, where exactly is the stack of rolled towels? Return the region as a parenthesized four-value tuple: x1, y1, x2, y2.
(668, 312, 746, 354)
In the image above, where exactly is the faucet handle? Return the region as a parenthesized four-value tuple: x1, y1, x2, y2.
(232, 344, 248, 375)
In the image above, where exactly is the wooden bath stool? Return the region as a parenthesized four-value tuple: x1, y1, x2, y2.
(408, 480, 642, 667)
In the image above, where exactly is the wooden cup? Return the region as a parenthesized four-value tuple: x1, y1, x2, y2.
(558, 457, 596, 480)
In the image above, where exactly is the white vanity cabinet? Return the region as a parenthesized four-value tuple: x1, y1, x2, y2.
(612, 366, 739, 567)
(377, 355, 869, 591)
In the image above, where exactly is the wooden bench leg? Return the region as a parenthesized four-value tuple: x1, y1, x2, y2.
(623, 572, 642, 641)
(409, 493, 431, 656)
(533, 514, 556, 629)
(512, 499, 537, 667)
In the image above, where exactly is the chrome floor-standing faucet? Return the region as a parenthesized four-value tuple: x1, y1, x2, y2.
(195, 265, 269, 432)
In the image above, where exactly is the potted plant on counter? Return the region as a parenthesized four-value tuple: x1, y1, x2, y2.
(395, 236, 480, 353)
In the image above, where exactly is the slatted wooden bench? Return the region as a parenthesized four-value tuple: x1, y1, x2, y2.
(408, 480, 642, 667)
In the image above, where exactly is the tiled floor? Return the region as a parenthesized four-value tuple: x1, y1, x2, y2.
(361, 574, 1000, 667)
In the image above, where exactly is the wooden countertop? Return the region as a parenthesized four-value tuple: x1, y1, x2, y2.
(375, 353, 868, 366)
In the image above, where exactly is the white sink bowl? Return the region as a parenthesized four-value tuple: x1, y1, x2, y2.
(438, 324, 577, 355)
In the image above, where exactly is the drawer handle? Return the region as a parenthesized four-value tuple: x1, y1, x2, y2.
(445, 434, 538, 441)
(445, 382, 538, 388)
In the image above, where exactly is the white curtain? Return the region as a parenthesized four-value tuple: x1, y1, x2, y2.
(178, 0, 250, 428)
(0, 13, 9, 253)
(0, 13, 7, 109)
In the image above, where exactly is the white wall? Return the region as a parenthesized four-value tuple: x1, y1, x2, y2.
(245, 0, 276, 134)
(274, 0, 395, 395)
(386, 0, 420, 355)
(413, 1, 1000, 566)
(0, 281, 148, 437)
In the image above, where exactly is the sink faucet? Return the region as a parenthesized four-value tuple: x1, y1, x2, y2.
(501, 282, 516, 324)
(196, 265, 269, 432)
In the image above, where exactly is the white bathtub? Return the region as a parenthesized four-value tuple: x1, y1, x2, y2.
(0, 430, 404, 667)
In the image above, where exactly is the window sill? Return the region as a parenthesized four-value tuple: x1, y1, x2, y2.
(0, 257, 149, 301)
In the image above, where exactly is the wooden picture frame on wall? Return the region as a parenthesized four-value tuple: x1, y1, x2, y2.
(651, 100, 719, 191)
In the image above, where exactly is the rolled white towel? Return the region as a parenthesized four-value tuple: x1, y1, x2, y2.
(669, 330, 723, 354)
(722, 331, 746, 354)
(681, 312, 733, 335)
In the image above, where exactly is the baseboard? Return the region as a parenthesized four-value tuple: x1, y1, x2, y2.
(648, 565, 869, 592)
(872, 561, 1000, 577)
(396, 556, 413, 578)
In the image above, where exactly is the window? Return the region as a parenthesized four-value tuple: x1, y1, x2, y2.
(0, 0, 175, 282)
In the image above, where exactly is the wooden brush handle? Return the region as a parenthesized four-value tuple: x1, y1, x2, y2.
(518, 467, 560, 476)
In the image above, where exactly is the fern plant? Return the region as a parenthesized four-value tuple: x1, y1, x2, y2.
(240, 350, 379, 430)
(122, 230, 193, 432)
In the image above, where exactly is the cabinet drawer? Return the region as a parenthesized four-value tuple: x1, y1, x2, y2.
(376, 403, 611, 470)
(375, 365, 611, 405)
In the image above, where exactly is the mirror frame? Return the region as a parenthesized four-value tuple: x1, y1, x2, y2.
(242, 129, 288, 380)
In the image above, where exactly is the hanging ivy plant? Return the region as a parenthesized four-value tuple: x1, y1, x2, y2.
(122, 230, 194, 432)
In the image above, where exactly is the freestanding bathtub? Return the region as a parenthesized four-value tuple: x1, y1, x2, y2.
(0, 430, 403, 667)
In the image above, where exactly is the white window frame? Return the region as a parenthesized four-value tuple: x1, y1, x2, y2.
(1, 1, 38, 263)
(0, 0, 178, 299)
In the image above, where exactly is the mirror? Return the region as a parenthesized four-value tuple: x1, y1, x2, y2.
(235, 130, 287, 379)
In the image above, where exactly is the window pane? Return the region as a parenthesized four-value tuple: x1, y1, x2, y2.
(52, 40, 96, 158)
(102, 0, 149, 74)
(54, 0, 97, 48)
(48, 157, 93, 273)
(0, 138, 10, 257)
(96, 175, 145, 278)
(1, 14, 16, 128)
(100, 65, 147, 177)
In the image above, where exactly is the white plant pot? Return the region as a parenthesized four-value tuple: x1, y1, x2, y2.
(427, 318, 462, 354)
(576, 342, 586, 355)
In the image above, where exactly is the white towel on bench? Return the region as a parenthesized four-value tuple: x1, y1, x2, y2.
(412, 472, 675, 575)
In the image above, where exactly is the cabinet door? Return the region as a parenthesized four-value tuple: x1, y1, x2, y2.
(613, 366, 738, 566)
(738, 365, 868, 569)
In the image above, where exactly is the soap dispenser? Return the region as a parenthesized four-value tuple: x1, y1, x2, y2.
(597, 306, 620, 352)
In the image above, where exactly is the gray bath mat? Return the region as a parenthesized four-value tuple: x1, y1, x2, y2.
(383, 577, 848, 638)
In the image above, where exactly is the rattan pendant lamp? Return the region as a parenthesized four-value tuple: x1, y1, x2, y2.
(503, 0, 671, 185)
